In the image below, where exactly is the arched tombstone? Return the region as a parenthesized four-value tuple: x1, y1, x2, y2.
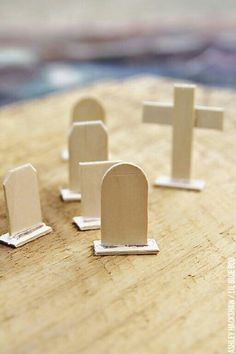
(60, 121, 108, 201)
(72, 97, 105, 124)
(93, 162, 159, 255)
(73, 160, 120, 230)
(61, 97, 106, 161)
(0, 164, 52, 247)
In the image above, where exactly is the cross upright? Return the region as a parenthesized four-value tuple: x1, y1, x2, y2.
(143, 84, 224, 190)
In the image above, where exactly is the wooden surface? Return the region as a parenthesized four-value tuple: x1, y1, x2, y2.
(0, 77, 235, 354)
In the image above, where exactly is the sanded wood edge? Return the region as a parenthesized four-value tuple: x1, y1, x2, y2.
(143, 102, 173, 125)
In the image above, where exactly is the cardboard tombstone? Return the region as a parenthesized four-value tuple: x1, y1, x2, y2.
(143, 84, 224, 191)
(73, 160, 120, 230)
(0, 164, 52, 247)
(61, 97, 106, 161)
(93, 162, 159, 255)
(60, 121, 108, 201)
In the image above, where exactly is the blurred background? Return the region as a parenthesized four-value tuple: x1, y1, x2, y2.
(0, 0, 236, 106)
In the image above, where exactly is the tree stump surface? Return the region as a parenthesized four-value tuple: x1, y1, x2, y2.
(0, 77, 235, 354)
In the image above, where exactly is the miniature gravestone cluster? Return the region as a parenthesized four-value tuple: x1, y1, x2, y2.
(0, 86, 224, 254)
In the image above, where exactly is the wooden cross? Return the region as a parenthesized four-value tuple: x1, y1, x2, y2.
(143, 84, 224, 190)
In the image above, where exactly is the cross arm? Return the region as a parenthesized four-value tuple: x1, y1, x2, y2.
(195, 106, 224, 131)
(142, 101, 173, 126)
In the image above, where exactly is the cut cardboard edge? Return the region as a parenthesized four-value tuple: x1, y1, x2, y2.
(154, 176, 205, 191)
(60, 188, 81, 201)
(93, 239, 160, 256)
(0, 223, 52, 248)
(73, 216, 101, 231)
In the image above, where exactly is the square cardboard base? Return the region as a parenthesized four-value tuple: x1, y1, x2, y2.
(93, 239, 159, 256)
(0, 223, 52, 248)
(154, 176, 205, 191)
(60, 188, 81, 202)
(73, 216, 101, 231)
(61, 148, 69, 161)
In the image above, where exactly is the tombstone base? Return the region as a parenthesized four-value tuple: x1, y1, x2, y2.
(93, 239, 159, 256)
(0, 223, 52, 248)
(60, 188, 81, 202)
(154, 176, 205, 191)
(73, 216, 100, 231)
(61, 148, 69, 161)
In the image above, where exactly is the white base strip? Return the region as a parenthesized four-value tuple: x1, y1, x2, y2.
(93, 239, 159, 256)
(0, 223, 52, 248)
(154, 176, 205, 191)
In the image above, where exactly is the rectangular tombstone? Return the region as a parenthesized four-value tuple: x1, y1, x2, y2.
(80, 161, 120, 218)
(4, 164, 43, 235)
(61, 120, 108, 201)
(0, 164, 52, 247)
(73, 161, 120, 230)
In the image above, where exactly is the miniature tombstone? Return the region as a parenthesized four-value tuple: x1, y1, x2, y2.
(0, 164, 52, 247)
(73, 160, 120, 230)
(60, 121, 108, 201)
(143, 84, 224, 191)
(61, 97, 106, 161)
(93, 162, 159, 255)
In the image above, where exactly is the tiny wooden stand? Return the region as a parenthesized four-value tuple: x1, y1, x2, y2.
(94, 239, 159, 256)
(61, 97, 106, 161)
(0, 223, 52, 248)
(93, 163, 160, 256)
(154, 176, 205, 191)
(143, 84, 224, 191)
(60, 188, 81, 202)
(73, 216, 100, 230)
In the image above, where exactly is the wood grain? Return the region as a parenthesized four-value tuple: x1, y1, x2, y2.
(172, 84, 195, 179)
(3, 164, 42, 235)
(72, 97, 106, 125)
(69, 121, 108, 192)
(101, 163, 148, 246)
(80, 161, 119, 219)
(0, 77, 235, 354)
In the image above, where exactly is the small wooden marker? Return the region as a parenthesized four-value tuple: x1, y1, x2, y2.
(61, 97, 106, 161)
(93, 162, 159, 256)
(0, 164, 52, 247)
(143, 84, 224, 191)
(73, 160, 120, 230)
(60, 121, 108, 201)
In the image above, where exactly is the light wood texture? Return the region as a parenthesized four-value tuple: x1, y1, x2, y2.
(61, 97, 106, 161)
(143, 102, 173, 125)
(3, 163, 43, 235)
(79, 161, 120, 219)
(0, 163, 52, 247)
(172, 84, 195, 179)
(143, 103, 223, 130)
(143, 83, 224, 180)
(68, 121, 108, 192)
(195, 106, 223, 130)
(72, 97, 106, 124)
(0, 77, 235, 354)
(101, 163, 148, 246)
